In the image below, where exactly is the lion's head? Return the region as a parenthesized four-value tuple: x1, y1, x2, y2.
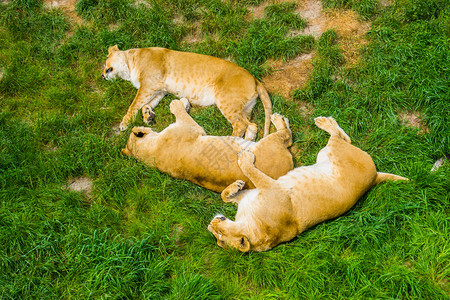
(121, 127, 154, 157)
(102, 45, 129, 81)
(208, 215, 251, 252)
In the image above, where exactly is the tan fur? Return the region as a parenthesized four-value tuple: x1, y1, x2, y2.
(121, 99, 293, 193)
(208, 117, 408, 252)
(102, 45, 272, 141)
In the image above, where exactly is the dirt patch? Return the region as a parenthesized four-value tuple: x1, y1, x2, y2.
(134, 0, 152, 8)
(379, 0, 393, 7)
(67, 176, 93, 197)
(182, 21, 204, 44)
(247, 1, 268, 20)
(108, 124, 122, 138)
(321, 9, 370, 66)
(398, 111, 428, 133)
(296, 0, 325, 37)
(171, 224, 186, 247)
(438, 278, 449, 295)
(257, 0, 370, 99)
(262, 53, 314, 98)
(44, 0, 82, 25)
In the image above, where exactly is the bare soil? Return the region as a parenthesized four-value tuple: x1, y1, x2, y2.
(67, 176, 93, 197)
(398, 111, 428, 133)
(262, 53, 314, 99)
(253, 0, 370, 98)
(44, 0, 82, 24)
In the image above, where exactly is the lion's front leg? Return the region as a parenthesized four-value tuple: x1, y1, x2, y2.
(169, 99, 206, 134)
(221, 180, 247, 203)
(141, 91, 167, 125)
(120, 86, 161, 131)
(238, 150, 278, 191)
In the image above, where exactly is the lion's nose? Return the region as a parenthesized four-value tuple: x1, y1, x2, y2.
(101, 74, 105, 79)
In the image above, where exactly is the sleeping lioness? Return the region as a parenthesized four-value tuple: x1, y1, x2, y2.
(102, 45, 272, 141)
(121, 99, 293, 193)
(208, 116, 408, 252)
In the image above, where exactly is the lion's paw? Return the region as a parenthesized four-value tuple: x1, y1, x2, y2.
(208, 215, 227, 231)
(234, 180, 245, 191)
(223, 180, 245, 201)
(142, 105, 155, 125)
(180, 97, 191, 112)
(119, 121, 128, 131)
(314, 116, 333, 130)
(314, 116, 351, 143)
(271, 113, 289, 131)
(169, 99, 185, 113)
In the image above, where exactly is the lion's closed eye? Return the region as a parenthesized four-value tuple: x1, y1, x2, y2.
(106, 67, 113, 73)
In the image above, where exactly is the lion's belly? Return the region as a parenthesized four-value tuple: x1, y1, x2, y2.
(165, 77, 216, 106)
(278, 163, 335, 190)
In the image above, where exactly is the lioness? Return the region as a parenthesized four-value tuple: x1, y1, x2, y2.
(208, 116, 408, 252)
(102, 45, 272, 141)
(121, 99, 293, 193)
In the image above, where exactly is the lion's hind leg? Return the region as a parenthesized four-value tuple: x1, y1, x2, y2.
(230, 118, 255, 141)
(271, 113, 290, 132)
(252, 114, 292, 149)
(244, 122, 258, 141)
(314, 116, 351, 143)
(270, 113, 293, 146)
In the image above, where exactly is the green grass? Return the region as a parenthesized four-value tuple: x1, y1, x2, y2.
(1, 0, 449, 298)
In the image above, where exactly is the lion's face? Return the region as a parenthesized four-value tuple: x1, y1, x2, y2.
(121, 132, 137, 157)
(208, 216, 250, 252)
(102, 45, 128, 81)
(121, 127, 159, 158)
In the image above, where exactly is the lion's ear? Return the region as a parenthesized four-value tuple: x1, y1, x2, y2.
(108, 45, 120, 54)
(132, 127, 147, 137)
(133, 131, 145, 138)
(238, 236, 250, 252)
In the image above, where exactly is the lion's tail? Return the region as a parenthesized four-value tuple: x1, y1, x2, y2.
(374, 172, 409, 186)
(256, 80, 273, 137)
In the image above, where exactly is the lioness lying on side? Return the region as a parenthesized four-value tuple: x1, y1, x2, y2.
(102, 45, 272, 141)
(208, 117, 408, 252)
(121, 99, 293, 193)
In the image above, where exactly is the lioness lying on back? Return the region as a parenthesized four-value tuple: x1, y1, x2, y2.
(102, 45, 272, 141)
(121, 99, 293, 193)
(208, 117, 408, 252)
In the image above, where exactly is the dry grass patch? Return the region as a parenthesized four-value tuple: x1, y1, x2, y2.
(261, 0, 370, 98)
(322, 9, 370, 66)
(67, 176, 93, 197)
(182, 21, 204, 44)
(262, 53, 314, 98)
(379, 0, 394, 7)
(44, 0, 83, 25)
(398, 111, 428, 133)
